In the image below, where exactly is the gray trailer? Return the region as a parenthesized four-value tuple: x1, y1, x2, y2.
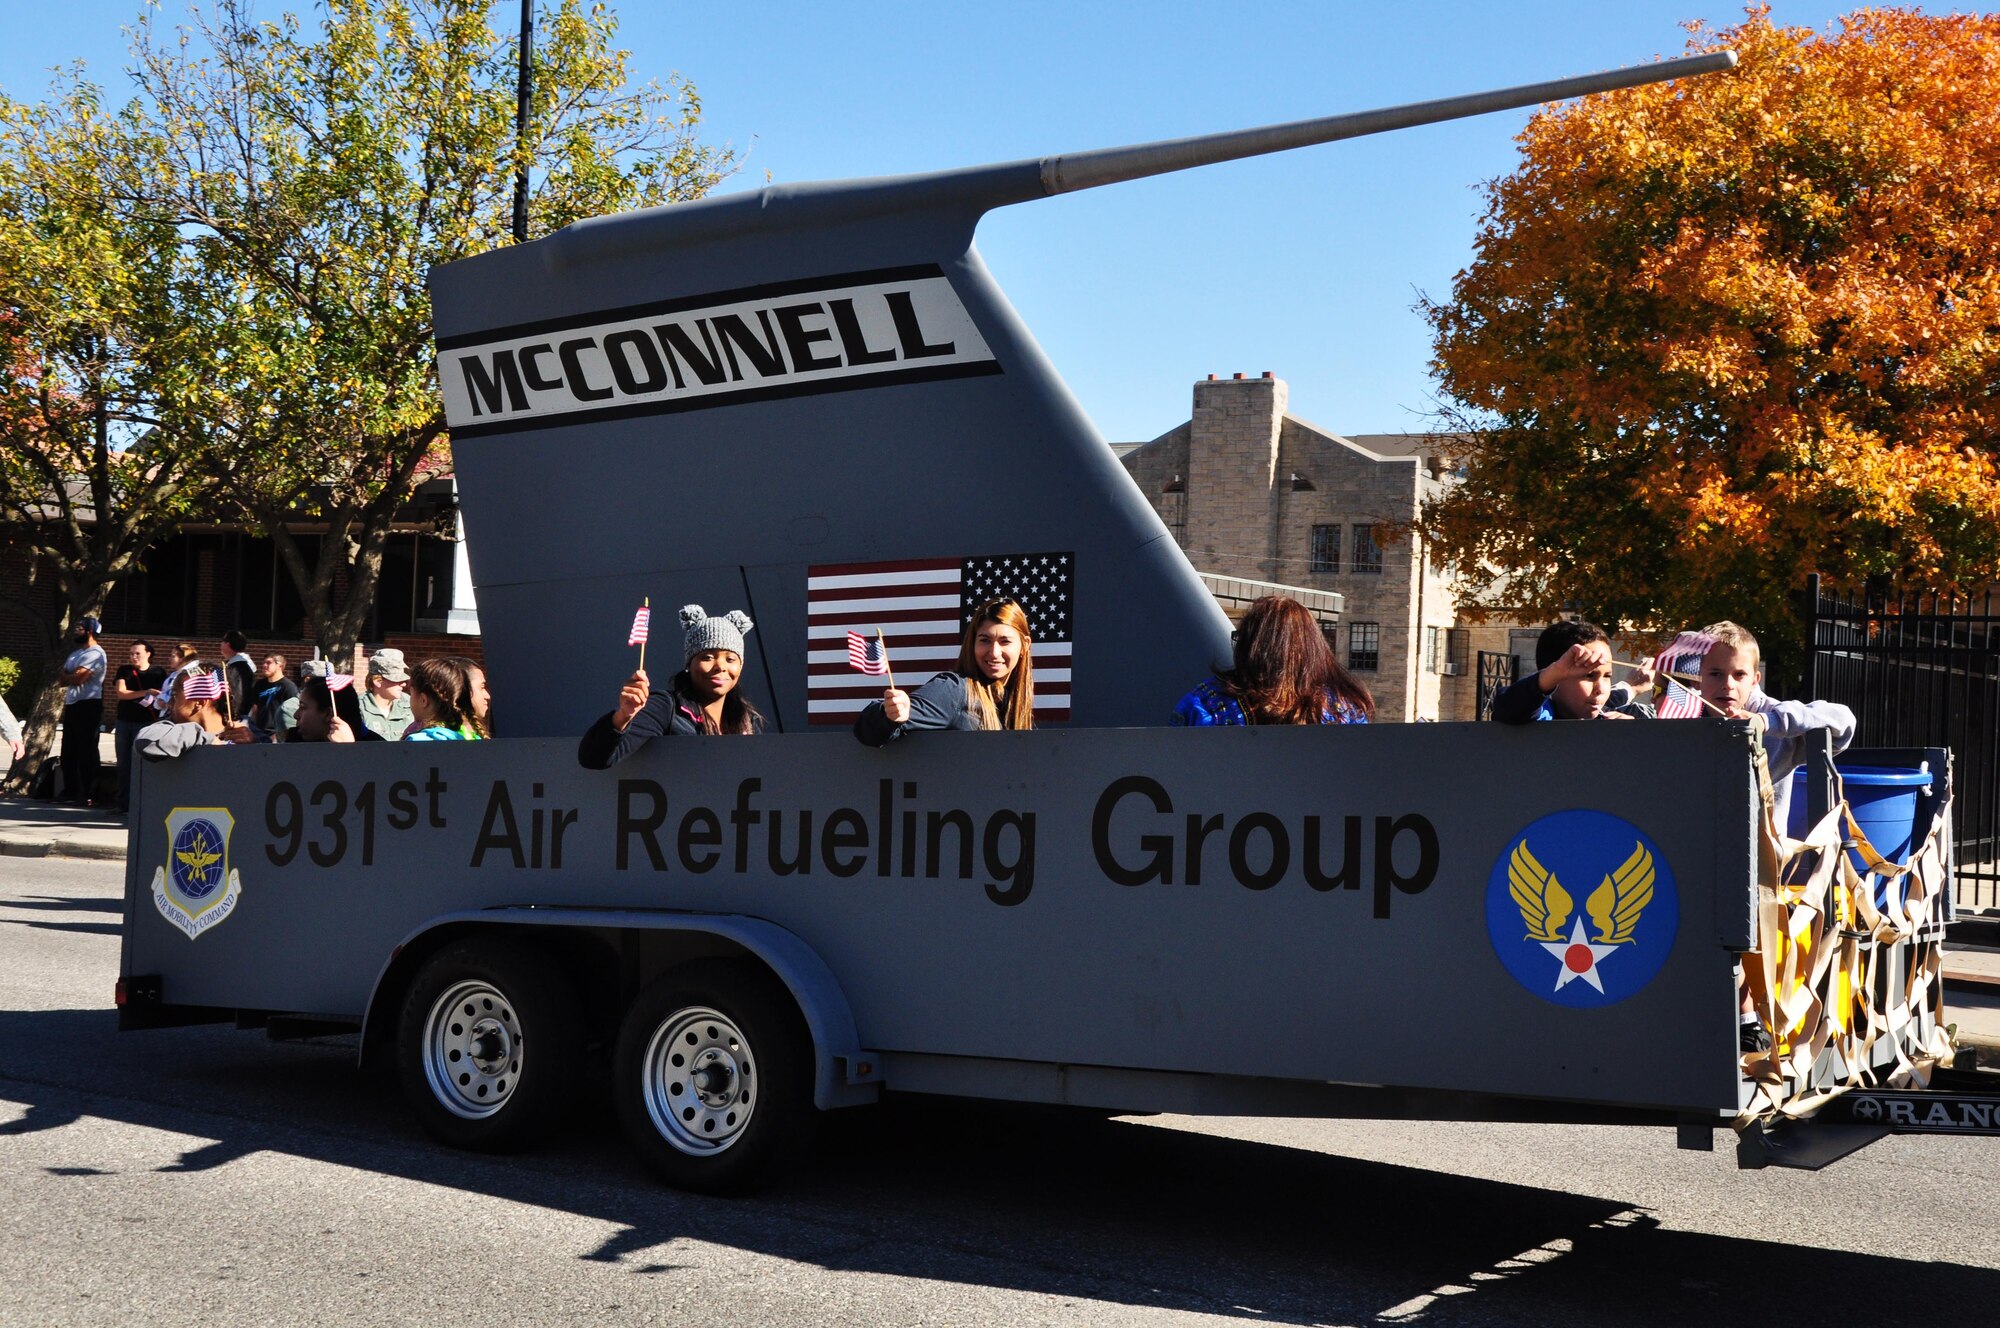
(116, 52, 1966, 1192)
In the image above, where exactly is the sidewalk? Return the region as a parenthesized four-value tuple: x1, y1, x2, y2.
(0, 797, 130, 861)
(1944, 943, 2000, 1056)
(0, 731, 130, 862)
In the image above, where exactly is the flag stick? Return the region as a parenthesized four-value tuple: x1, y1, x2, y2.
(1611, 657, 1701, 685)
(1611, 658, 1730, 717)
(877, 628, 894, 692)
(638, 596, 649, 675)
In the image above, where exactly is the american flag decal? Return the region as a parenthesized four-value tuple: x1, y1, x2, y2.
(807, 553, 1074, 724)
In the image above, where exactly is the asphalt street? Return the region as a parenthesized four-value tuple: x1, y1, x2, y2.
(3, 855, 1998, 1327)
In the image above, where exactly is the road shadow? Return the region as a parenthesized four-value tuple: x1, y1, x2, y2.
(0, 895, 127, 937)
(0, 1007, 1994, 1325)
(0, 895, 125, 913)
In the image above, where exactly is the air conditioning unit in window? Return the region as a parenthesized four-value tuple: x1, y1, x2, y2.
(1440, 662, 1462, 676)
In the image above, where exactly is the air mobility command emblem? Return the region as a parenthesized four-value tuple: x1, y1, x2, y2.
(152, 806, 242, 939)
(1484, 810, 1678, 1008)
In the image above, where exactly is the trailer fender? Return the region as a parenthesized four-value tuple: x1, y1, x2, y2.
(360, 908, 882, 1110)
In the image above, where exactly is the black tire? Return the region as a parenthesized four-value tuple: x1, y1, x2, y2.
(613, 959, 817, 1194)
(396, 937, 585, 1152)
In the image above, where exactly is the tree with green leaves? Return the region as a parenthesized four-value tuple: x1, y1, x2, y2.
(129, 0, 739, 656)
(0, 83, 225, 791)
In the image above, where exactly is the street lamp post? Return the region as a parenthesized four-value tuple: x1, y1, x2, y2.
(511, 0, 532, 243)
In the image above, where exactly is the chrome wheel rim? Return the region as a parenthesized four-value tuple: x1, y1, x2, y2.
(423, 979, 522, 1120)
(642, 1005, 755, 1156)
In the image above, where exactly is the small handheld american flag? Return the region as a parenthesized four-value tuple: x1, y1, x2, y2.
(628, 597, 652, 672)
(846, 629, 890, 677)
(1653, 631, 1717, 719)
(181, 670, 224, 703)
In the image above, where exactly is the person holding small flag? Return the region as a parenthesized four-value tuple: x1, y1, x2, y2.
(578, 604, 764, 768)
(853, 598, 1036, 745)
(293, 671, 385, 743)
(1491, 620, 1651, 723)
(1692, 620, 1854, 825)
(134, 668, 256, 760)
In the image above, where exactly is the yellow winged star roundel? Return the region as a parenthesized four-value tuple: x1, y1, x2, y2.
(1488, 809, 1676, 1008)
(153, 806, 242, 940)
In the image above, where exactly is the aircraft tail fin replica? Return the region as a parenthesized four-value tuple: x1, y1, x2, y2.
(430, 52, 1736, 737)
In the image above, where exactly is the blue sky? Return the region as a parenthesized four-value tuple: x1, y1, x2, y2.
(2, 1, 1870, 442)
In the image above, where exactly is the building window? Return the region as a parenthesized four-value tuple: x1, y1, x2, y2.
(1425, 625, 1443, 673)
(1310, 524, 1340, 574)
(1447, 628, 1471, 676)
(1352, 523, 1383, 575)
(1349, 622, 1380, 672)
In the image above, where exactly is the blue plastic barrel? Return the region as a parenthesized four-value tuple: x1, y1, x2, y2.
(1787, 763, 1932, 873)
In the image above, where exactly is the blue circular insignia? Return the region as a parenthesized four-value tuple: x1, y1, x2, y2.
(1485, 810, 1678, 1008)
(170, 818, 227, 901)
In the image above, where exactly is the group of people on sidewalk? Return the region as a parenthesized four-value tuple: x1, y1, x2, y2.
(7, 619, 497, 811)
(130, 648, 492, 767)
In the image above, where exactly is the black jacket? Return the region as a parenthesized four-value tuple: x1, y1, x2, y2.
(577, 679, 763, 768)
(1492, 673, 1654, 724)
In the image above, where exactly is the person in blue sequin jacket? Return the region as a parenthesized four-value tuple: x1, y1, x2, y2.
(1172, 595, 1372, 726)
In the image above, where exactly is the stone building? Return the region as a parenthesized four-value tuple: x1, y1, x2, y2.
(1117, 372, 1493, 722)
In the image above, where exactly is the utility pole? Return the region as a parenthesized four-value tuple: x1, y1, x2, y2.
(512, 0, 533, 242)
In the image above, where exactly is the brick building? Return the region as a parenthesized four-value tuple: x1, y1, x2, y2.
(1117, 372, 1503, 722)
(0, 476, 482, 728)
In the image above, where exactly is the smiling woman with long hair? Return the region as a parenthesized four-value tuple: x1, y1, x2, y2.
(854, 598, 1036, 745)
(1172, 595, 1372, 726)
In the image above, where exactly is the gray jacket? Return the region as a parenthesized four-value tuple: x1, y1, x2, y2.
(0, 695, 20, 747)
(135, 720, 224, 760)
(1748, 688, 1856, 827)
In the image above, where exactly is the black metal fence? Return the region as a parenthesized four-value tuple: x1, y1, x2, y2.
(1801, 574, 2000, 915)
(1476, 650, 1517, 722)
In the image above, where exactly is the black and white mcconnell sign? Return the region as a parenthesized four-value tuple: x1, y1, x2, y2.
(437, 265, 1000, 438)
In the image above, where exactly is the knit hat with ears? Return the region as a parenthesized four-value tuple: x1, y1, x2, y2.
(680, 605, 754, 666)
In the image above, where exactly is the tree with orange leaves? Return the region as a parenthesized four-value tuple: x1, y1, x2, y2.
(1421, 8, 2000, 653)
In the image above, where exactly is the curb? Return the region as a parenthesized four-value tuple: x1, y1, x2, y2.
(0, 835, 127, 863)
(1949, 1028, 2000, 1058)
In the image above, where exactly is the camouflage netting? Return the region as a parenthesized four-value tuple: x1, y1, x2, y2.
(1737, 750, 1955, 1129)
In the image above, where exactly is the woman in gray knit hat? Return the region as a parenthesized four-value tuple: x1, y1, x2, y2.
(577, 605, 764, 768)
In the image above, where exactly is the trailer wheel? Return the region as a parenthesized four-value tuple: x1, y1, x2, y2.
(613, 961, 816, 1194)
(397, 938, 583, 1152)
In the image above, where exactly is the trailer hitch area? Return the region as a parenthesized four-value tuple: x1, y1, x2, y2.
(1739, 1064, 2000, 1169)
